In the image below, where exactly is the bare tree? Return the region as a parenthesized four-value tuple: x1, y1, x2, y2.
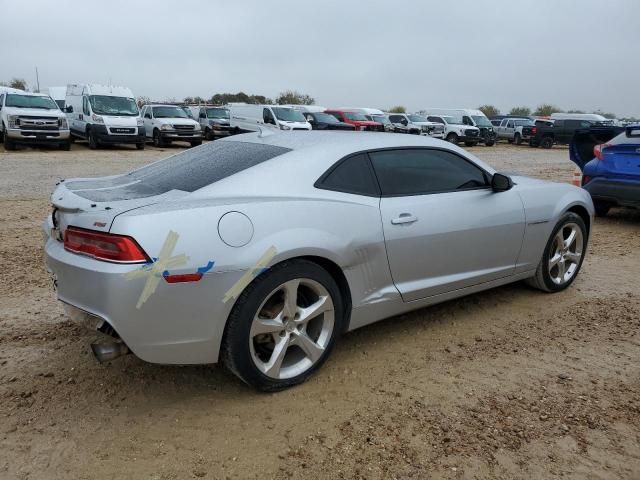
(509, 106, 531, 116)
(534, 104, 563, 116)
(388, 105, 406, 113)
(276, 90, 315, 105)
(478, 105, 499, 117)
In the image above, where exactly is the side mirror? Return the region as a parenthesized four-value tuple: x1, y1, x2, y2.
(491, 173, 513, 192)
(65, 106, 73, 113)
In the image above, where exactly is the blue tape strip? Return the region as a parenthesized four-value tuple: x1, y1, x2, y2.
(162, 260, 215, 278)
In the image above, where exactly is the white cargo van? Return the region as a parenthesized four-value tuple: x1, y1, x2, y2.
(65, 84, 145, 149)
(422, 108, 496, 146)
(0, 87, 70, 151)
(229, 104, 311, 132)
(45, 86, 67, 109)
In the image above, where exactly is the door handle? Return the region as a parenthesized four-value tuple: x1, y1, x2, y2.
(391, 213, 418, 225)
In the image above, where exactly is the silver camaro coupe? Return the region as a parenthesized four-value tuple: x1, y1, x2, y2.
(44, 131, 593, 390)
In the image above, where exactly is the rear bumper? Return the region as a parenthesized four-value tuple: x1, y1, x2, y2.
(583, 177, 640, 207)
(95, 125, 145, 144)
(43, 230, 241, 365)
(7, 127, 70, 144)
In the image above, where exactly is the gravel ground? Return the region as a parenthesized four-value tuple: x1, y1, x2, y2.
(1, 140, 639, 480)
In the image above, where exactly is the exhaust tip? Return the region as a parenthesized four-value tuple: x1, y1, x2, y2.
(91, 342, 129, 363)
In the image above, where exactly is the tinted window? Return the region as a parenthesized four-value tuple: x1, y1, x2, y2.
(554, 120, 564, 128)
(65, 141, 292, 201)
(318, 154, 378, 196)
(370, 149, 488, 196)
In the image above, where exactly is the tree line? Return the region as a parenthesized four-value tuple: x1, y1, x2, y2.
(182, 90, 315, 106)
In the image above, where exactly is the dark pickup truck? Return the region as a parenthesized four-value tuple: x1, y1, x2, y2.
(530, 119, 604, 148)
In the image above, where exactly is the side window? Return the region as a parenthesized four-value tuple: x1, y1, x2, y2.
(82, 96, 90, 115)
(506, 120, 514, 128)
(327, 112, 342, 121)
(463, 116, 473, 126)
(427, 116, 443, 124)
(263, 108, 275, 124)
(554, 120, 564, 128)
(389, 115, 400, 123)
(580, 120, 593, 128)
(317, 153, 379, 196)
(370, 148, 488, 196)
(199, 108, 206, 119)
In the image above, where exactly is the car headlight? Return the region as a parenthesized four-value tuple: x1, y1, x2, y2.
(279, 124, 291, 131)
(59, 117, 68, 129)
(193, 123, 201, 131)
(136, 117, 144, 127)
(91, 114, 104, 124)
(8, 115, 19, 128)
(160, 124, 173, 131)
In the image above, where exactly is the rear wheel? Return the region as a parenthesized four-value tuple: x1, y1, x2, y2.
(540, 136, 554, 149)
(526, 212, 586, 293)
(446, 133, 459, 145)
(593, 201, 611, 217)
(514, 133, 522, 145)
(222, 259, 343, 391)
(529, 139, 539, 148)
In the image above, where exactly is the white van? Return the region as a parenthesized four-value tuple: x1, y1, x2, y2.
(65, 84, 145, 149)
(229, 104, 311, 132)
(0, 87, 70, 151)
(422, 108, 496, 146)
(45, 86, 67, 109)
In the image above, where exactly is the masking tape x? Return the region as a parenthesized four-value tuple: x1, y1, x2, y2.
(222, 246, 277, 303)
(125, 230, 189, 309)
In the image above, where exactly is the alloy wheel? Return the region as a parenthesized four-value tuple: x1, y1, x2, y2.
(249, 278, 334, 380)
(548, 222, 583, 285)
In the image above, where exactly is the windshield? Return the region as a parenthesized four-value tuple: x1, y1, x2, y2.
(514, 119, 534, 126)
(371, 115, 391, 125)
(206, 108, 229, 119)
(408, 114, 428, 123)
(471, 115, 492, 127)
(153, 106, 188, 118)
(272, 107, 306, 122)
(89, 95, 139, 116)
(313, 113, 340, 123)
(6, 94, 60, 110)
(344, 112, 368, 121)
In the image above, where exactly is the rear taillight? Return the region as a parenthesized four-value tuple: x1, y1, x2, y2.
(593, 143, 610, 161)
(531, 127, 537, 135)
(64, 227, 150, 263)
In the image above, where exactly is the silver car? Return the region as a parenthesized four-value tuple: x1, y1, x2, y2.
(44, 131, 593, 391)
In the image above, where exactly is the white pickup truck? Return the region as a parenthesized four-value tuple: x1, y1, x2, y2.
(0, 88, 70, 151)
(495, 117, 536, 145)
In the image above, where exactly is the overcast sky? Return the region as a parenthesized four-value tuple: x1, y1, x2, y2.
(2, 0, 638, 116)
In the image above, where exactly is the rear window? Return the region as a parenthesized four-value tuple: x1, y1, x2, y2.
(65, 141, 291, 201)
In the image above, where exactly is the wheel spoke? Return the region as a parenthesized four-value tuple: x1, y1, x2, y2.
(564, 229, 577, 249)
(557, 260, 566, 280)
(296, 296, 331, 324)
(549, 252, 562, 268)
(251, 317, 284, 336)
(565, 251, 581, 264)
(281, 279, 300, 319)
(294, 331, 324, 363)
(263, 335, 290, 377)
(555, 231, 565, 251)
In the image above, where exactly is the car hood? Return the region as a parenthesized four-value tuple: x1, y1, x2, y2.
(4, 106, 64, 118)
(156, 118, 198, 126)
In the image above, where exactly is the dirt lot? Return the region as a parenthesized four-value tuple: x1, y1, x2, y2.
(1, 141, 639, 480)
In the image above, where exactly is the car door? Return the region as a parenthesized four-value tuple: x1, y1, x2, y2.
(142, 106, 153, 138)
(371, 148, 525, 301)
(79, 96, 90, 136)
(505, 119, 515, 139)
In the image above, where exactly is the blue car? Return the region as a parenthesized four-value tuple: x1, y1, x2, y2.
(571, 124, 640, 216)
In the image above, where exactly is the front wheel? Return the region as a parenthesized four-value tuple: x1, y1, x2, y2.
(3, 128, 17, 151)
(221, 259, 343, 391)
(526, 212, 587, 293)
(485, 140, 495, 146)
(152, 129, 164, 148)
(88, 129, 98, 149)
(540, 136, 554, 149)
(446, 133, 459, 145)
(205, 128, 214, 141)
(514, 133, 522, 145)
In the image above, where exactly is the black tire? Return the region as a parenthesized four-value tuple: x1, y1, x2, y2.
(152, 129, 164, 148)
(525, 212, 587, 293)
(205, 128, 214, 141)
(69, 135, 75, 143)
(514, 133, 522, 145)
(593, 201, 611, 217)
(540, 136, 554, 149)
(4, 128, 16, 151)
(221, 259, 344, 392)
(190, 140, 202, 147)
(485, 140, 495, 146)
(60, 141, 71, 151)
(446, 133, 459, 145)
(529, 139, 539, 148)
(507, 138, 513, 144)
(136, 142, 145, 150)
(88, 129, 98, 149)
